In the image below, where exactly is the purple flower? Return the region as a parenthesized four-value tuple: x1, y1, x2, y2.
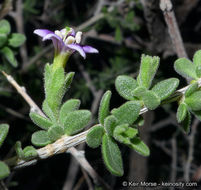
(34, 27, 98, 59)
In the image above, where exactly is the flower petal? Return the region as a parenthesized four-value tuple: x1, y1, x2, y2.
(67, 44, 86, 59)
(83, 46, 99, 53)
(34, 29, 53, 38)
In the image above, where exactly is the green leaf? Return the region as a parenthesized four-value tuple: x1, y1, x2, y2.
(86, 124, 104, 148)
(185, 91, 201, 111)
(0, 20, 10, 35)
(193, 49, 201, 67)
(15, 141, 24, 159)
(196, 66, 201, 78)
(151, 78, 179, 101)
(181, 110, 191, 134)
(0, 124, 9, 148)
(46, 67, 65, 118)
(174, 58, 197, 79)
(102, 134, 123, 176)
(132, 86, 147, 98)
(137, 54, 160, 89)
(42, 100, 56, 122)
(185, 82, 198, 97)
(8, 33, 26, 48)
(47, 125, 64, 142)
(64, 110, 91, 135)
(111, 101, 141, 125)
(31, 130, 51, 147)
(65, 72, 75, 89)
(104, 115, 117, 136)
(0, 33, 7, 48)
(59, 99, 81, 125)
(1, 47, 18, 67)
(23, 146, 38, 160)
(0, 161, 10, 180)
(29, 112, 52, 130)
(115, 26, 123, 43)
(142, 91, 160, 110)
(44, 63, 52, 97)
(176, 103, 187, 123)
(98, 91, 111, 125)
(115, 75, 138, 100)
(129, 137, 150, 156)
(113, 124, 138, 144)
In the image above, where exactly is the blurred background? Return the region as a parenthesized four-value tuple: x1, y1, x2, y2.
(0, 0, 201, 189)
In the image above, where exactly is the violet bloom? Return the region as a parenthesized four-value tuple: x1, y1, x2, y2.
(34, 27, 98, 68)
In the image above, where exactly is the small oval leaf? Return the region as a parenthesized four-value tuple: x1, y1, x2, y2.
(86, 124, 104, 148)
(193, 49, 201, 67)
(0, 20, 10, 35)
(59, 99, 81, 125)
(176, 103, 187, 123)
(174, 58, 197, 79)
(111, 101, 141, 125)
(31, 130, 51, 147)
(115, 75, 138, 100)
(142, 91, 160, 110)
(104, 115, 117, 136)
(129, 137, 150, 156)
(47, 125, 64, 142)
(8, 33, 26, 48)
(0, 161, 10, 180)
(29, 112, 52, 130)
(98, 91, 111, 125)
(64, 110, 91, 135)
(0, 124, 9, 148)
(181, 110, 191, 134)
(151, 78, 179, 101)
(102, 134, 124, 176)
(23, 146, 38, 160)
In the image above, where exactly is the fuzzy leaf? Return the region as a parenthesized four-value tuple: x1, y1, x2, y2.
(142, 91, 160, 110)
(129, 137, 150, 156)
(86, 124, 104, 148)
(185, 82, 198, 97)
(29, 112, 52, 130)
(174, 58, 197, 79)
(151, 78, 179, 101)
(47, 125, 64, 142)
(23, 146, 38, 160)
(115, 26, 123, 43)
(115, 75, 138, 100)
(65, 72, 74, 89)
(46, 67, 65, 118)
(0, 124, 9, 148)
(0, 161, 10, 180)
(113, 124, 138, 145)
(8, 33, 26, 48)
(1, 47, 17, 67)
(132, 86, 147, 98)
(137, 55, 159, 89)
(102, 134, 123, 176)
(31, 130, 51, 147)
(59, 99, 81, 125)
(181, 110, 191, 134)
(185, 91, 201, 111)
(98, 91, 111, 125)
(0, 20, 10, 35)
(104, 115, 117, 136)
(196, 66, 201, 78)
(0, 33, 7, 48)
(193, 50, 201, 67)
(111, 101, 141, 125)
(44, 64, 52, 97)
(176, 103, 187, 123)
(15, 141, 24, 159)
(42, 100, 56, 122)
(64, 110, 91, 135)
